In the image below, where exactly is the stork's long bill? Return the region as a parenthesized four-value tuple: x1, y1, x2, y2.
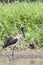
(20, 26, 25, 38)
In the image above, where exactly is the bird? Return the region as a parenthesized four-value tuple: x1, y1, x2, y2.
(29, 39, 35, 49)
(2, 26, 25, 61)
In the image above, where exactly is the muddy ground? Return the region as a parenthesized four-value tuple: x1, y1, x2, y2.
(0, 49, 43, 60)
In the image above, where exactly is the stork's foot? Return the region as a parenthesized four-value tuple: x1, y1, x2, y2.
(12, 53, 15, 61)
(7, 54, 11, 62)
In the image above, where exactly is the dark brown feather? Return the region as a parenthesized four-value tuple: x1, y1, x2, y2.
(2, 36, 18, 49)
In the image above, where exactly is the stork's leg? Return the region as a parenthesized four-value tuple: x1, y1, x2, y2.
(5, 48, 11, 62)
(2, 48, 11, 62)
(7, 53, 11, 62)
(12, 46, 15, 61)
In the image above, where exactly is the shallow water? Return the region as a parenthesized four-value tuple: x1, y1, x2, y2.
(0, 59, 43, 65)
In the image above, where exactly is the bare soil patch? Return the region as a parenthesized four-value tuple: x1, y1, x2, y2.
(0, 49, 43, 59)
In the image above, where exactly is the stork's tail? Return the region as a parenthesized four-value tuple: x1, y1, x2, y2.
(2, 44, 7, 49)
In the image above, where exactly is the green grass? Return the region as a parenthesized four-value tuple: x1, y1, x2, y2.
(0, 2, 43, 49)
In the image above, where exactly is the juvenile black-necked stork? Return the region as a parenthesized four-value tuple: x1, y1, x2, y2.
(2, 26, 25, 61)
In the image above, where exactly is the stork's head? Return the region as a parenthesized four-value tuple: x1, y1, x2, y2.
(20, 26, 25, 37)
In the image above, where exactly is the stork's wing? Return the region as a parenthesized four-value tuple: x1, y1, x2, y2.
(2, 36, 18, 48)
(6, 35, 15, 43)
(6, 37, 18, 45)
